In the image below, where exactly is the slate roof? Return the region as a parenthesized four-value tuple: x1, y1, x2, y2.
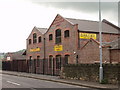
(11, 49, 26, 60)
(36, 27, 47, 34)
(65, 18, 120, 34)
(4, 50, 26, 60)
(103, 38, 120, 49)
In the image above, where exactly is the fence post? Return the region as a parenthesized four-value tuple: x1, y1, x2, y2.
(118, 65, 120, 90)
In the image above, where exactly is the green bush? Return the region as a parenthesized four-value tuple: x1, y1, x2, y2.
(100, 79, 108, 84)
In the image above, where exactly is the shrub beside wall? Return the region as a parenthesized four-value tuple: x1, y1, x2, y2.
(61, 64, 120, 84)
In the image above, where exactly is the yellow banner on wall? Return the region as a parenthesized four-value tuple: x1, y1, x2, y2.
(54, 45, 63, 51)
(80, 33, 96, 39)
(30, 48, 40, 52)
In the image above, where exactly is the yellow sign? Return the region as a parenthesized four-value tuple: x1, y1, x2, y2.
(30, 48, 40, 52)
(80, 33, 96, 39)
(54, 45, 63, 51)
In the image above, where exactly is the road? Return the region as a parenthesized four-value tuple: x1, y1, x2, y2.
(1, 74, 98, 89)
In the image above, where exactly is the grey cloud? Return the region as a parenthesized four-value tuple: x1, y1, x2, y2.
(33, 2, 118, 13)
(31, 1, 118, 25)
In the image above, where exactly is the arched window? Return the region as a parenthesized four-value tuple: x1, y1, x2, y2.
(55, 29, 61, 44)
(49, 55, 53, 68)
(64, 55, 70, 65)
(56, 55, 61, 69)
(33, 33, 37, 43)
(37, 56, 40, 67)
(29, 39, 31, 44)
(29, 56, 32, 66)
(64, 30, 69, 38)
(38, 36, 42, 43)
(49, 34, 53, 41)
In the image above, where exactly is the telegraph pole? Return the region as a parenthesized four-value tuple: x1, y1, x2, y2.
(99, 0, 103, 83)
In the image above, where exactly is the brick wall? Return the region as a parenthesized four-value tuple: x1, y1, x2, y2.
(78, 39, 110, 63)
(26, 27, 44, 59)
(110, 49, 120, 63)
(61, 64, 120, 84)
(44, 15, 78, 64)
(26, 14, 119, 66)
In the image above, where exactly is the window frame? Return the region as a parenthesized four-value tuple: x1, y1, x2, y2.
(56, 55, 61, 69)
(64, 55, 70, 65)
(49, 34, 53, 41)
(64, 30, 70, 38)
(37, 56, 40, 67)
(38, 36, 42, 43)
(33, 33, 37, 44)
(55, 29, 61, 44)
(29, 39, 32, 44)
(49, 55, 53, 68)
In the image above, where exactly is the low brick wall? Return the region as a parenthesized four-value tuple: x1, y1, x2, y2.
(61, 64, 120, 85)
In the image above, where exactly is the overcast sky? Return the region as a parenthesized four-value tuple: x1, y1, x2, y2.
(0, 0, 119, 53)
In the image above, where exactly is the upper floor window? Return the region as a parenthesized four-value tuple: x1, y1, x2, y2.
(29, 39, 32, 44)
(33, 33, 37, 44)
(55, 29, 61, 44)
(38, 36, 42, 43)
(64, 30, 69, 38)
(49, 34, 53, 41)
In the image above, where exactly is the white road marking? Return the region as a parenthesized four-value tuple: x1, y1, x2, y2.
(7, 81, 20, 86)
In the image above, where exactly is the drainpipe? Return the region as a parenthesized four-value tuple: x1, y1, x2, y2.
(43, 37, 46, 74)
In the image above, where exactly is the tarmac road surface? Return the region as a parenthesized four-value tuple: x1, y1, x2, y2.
(1, 74, 98, 90)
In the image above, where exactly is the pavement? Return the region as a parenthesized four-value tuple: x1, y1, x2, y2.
(1, 70, 119, 90)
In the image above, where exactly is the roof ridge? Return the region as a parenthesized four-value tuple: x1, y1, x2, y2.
(65, 17, 98, 23)
(35, 27, 47, 30)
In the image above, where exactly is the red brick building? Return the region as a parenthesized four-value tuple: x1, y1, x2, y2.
(26, 27, 47, 73)
(26, 14, 120, 75)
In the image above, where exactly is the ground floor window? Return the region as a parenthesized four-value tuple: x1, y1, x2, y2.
(56, 55, 61, 69)
(29, 56, 32, 66)
(49, 55, 53, 68)
(37, 56, 40, 67)
(64, 55, 70, 65)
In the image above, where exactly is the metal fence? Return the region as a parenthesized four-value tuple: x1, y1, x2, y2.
(27, 57, 67, 76)
(2, 57, 68, 76)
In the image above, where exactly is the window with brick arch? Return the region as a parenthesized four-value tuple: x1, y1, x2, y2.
(38, 36, 42, 43)
(64, 30, 70, 38)
(29, 56, 32, 66)
(56, 55, 61, 69)
(49, 34, 53, 41)
(33, 33, 37, 44)
(49, 55, 53, 68)
(37, 56, 40, 67)
(55, 29, 61, 44)
(64, 55, 70, 65)
(29, 39, 32, 44)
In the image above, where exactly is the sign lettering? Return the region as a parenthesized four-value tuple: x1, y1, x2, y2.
(30, 48, 40, 52)
(54, 45, 63, 51)
(80, 33, 96, 39)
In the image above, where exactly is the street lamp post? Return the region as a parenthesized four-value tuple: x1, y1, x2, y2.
(99, 0, 103, 83)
